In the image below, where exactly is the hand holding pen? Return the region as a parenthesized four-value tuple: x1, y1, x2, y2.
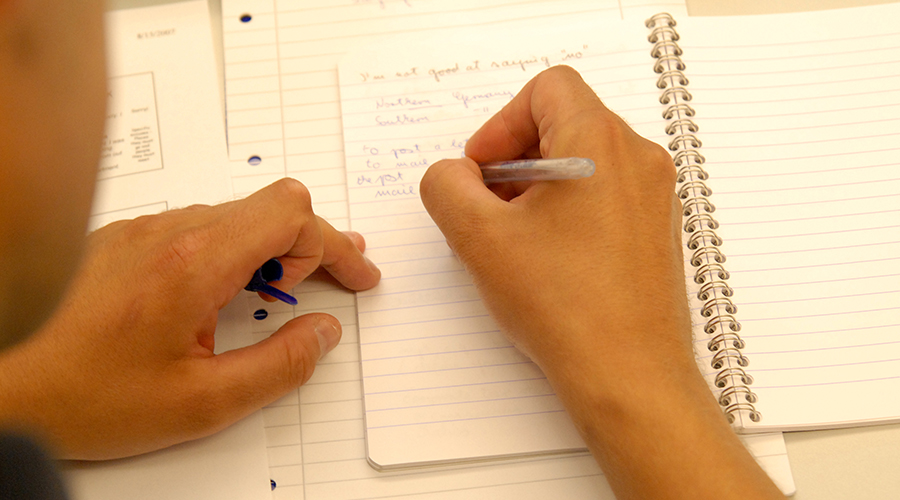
(419, 66, 780, 499)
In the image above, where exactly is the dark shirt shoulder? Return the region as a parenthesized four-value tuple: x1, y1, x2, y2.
(0, 433, 68, 500)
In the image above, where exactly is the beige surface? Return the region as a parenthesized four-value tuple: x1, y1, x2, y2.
(688, 0, 897, 15)
(104, 0, 900, 498)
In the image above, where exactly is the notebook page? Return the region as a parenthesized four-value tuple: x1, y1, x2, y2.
(340, 17, 649, 467)
(337, 15, 793, 493)
(676, 3, 900, 431)
(64, 3, 271, 500)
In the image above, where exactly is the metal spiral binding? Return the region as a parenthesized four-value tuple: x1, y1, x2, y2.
(646, 13, 761, 424)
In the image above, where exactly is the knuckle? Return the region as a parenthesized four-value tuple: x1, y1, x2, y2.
(178, 203, 211, 213)
(121, 213, 167, 239)
(540, 64, 582, 84)
(550, 107, 621, 156)
(419, 159, 454, 200)
(642, 140, 678, 187)
(271, 178, 312, 210)
(166, 230, 205, 266)
(100, 214, 171, 257)
(535, 65, 601, 110)
(149, 226, 211, 278)
(325, 237, 356, 268)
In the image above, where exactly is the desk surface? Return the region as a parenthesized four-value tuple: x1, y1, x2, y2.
(105, 0, 900, 497)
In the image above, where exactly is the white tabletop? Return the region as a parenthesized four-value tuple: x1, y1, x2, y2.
(104, 0, 900, 497)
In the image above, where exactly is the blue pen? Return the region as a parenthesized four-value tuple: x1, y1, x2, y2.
(245, 258, 298, 306)
(478, 157, 595, 183)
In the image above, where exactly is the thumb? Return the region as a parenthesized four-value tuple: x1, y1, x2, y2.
(420, 157, 507, 240)
(207, 313, 342, 412)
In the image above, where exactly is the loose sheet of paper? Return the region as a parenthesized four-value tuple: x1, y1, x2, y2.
(62, 3, 271, 500)
(676, 3, 900, 432)
(339, 20, 624, 467)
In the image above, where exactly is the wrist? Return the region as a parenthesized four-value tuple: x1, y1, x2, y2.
(537, 332, 783, 499)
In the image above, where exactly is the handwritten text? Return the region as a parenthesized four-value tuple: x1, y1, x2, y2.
(452, 90, 514, 108)
(375, 114, 429, 126)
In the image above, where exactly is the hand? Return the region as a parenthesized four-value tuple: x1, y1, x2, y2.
(421, 65, 689, 388)
(420, 66, 782, 499)
(0, 179, 380, 460)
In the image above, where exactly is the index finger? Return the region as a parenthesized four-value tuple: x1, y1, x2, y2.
(273, 216, 381, 293)
(168, 179, 378, 307)
(464, 65, 611, 163)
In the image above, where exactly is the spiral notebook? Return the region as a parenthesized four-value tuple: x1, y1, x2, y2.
(338, 3, 900, 470)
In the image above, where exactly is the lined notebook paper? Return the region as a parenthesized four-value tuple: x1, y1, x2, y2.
(338, 19, 646, 467)
(676, 5, 900, 432)
(336, 0, 900, 473)
(335, 12, 697, 468)
(221, 0, 683, 212)
(222, 0, 792, 498)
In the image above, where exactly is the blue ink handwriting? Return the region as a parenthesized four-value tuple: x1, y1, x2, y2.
(357, 171, 405, 186)
(375, 114, 429, 126)
(376, 96, 431, 109)
(428, 63, 460, 82)
(375, 185, 417, 198)
(452, 90, 514, 109)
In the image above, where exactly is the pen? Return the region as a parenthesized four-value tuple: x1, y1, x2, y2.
(478, 157, 595, 184)
(245, 258, 298, 306)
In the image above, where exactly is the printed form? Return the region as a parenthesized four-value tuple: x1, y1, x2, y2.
(88, 1, 234, 230)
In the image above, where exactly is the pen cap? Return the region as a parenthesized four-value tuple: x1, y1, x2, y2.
(258, 258, 285, 283)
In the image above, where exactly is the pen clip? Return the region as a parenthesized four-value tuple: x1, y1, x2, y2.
(245, 258, 298, 306)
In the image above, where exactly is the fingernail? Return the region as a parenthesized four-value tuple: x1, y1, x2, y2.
(314, 319, 341, 360)
(343, 231, 364, 249)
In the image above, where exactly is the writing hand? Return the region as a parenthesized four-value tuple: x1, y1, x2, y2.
(419, 66, 782, 499)
(422, 66, 687, 382)
(0, 179, 380, 460)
